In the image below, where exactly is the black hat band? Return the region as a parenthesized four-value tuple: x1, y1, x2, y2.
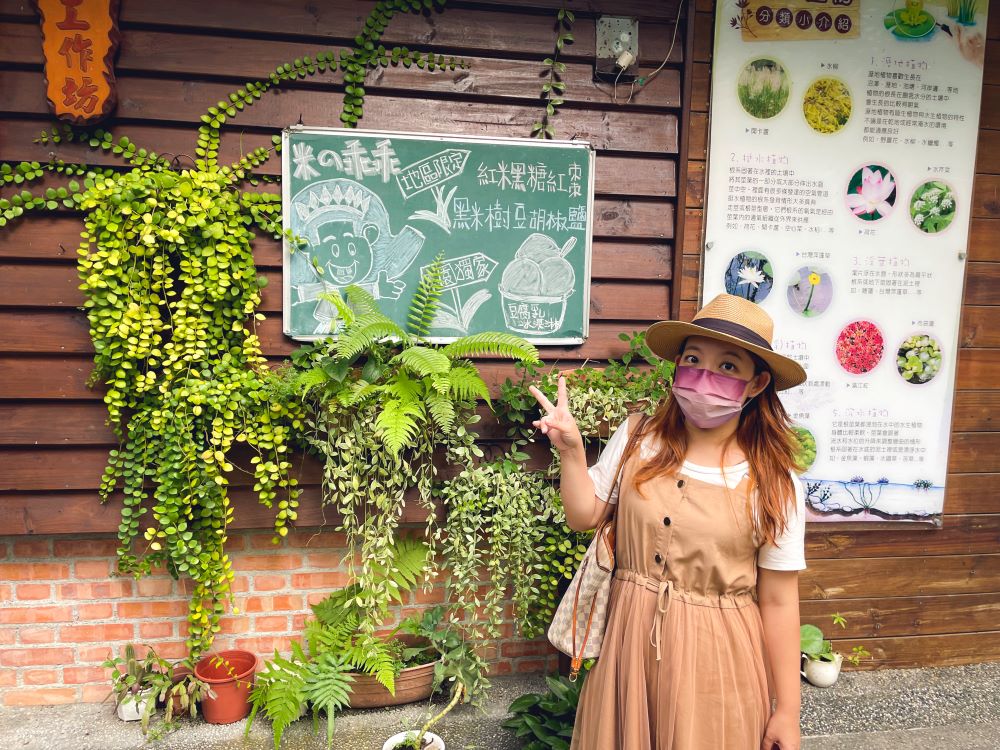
(691, 317, 773, 351)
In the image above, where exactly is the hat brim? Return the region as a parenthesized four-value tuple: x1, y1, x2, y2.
(645, 320, 807, 391)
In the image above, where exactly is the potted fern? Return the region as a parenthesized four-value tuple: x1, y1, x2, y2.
(246, 539, 442, 749)
(285, 255, 539, 635)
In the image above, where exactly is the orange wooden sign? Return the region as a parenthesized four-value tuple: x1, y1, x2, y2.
(35, 0, 121, 125)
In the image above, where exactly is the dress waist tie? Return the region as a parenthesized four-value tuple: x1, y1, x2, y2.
(614, 570, 674, 662)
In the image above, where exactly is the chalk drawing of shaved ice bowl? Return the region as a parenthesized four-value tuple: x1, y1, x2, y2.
(499, 234, 577, 335)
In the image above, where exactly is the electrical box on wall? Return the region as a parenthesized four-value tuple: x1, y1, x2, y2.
(595, 15, 638, 82)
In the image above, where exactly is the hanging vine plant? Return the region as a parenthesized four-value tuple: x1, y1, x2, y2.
(0, 0, 467, 656)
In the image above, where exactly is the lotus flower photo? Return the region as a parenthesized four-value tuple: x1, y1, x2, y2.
(724, 250, 773, 303)
(836, 320, 885, 375)
(846, 165, 897, 222)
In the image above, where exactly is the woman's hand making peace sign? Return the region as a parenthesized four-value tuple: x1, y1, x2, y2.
(528, 374, 585, 455)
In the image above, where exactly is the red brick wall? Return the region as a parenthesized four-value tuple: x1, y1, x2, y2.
(0, 529, 558, 706)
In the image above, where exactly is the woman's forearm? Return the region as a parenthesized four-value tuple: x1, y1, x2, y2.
(759, 590, 802, 718)
(559, 444, 603, 531)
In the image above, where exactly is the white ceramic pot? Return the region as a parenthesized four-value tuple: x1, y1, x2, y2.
(382, 730, 446, 750)
(116, 688, 155, 721)
(801, 652, 843, 688)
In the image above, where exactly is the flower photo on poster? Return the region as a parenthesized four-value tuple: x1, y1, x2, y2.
(846, 165, 897, 221)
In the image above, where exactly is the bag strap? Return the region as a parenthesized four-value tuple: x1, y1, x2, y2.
(568, 412, 649, 680)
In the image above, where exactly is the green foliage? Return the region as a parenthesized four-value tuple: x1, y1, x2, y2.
(102, 644, 195, 735)
(502, 670, 588, 749)
(801, 614, 872, 667)
(284, 262, 537, 632)
(396, 605, 491, 744)
(247, 643, 354, 750)
(532, 7, 575, 139)
(0, 0, 476, 657)
(432, 454, 562, 641)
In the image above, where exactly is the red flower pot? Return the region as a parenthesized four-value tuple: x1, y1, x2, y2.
(194, 649, 258, 725)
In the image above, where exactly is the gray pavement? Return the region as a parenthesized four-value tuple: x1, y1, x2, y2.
(1, 662, 998, 749)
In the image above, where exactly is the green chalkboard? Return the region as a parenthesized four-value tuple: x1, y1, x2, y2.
(281, 127, 595, 343)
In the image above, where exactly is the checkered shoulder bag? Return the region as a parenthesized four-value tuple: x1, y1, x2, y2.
(547, 414, 646, 680)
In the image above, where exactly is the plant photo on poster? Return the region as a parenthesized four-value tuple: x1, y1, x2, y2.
(792, 425, 818, 473)
(836, 320, 885, 374)
(737, 58, 790, 119)
(786, 266, 832, 317)
(724, 250, 774, 303)
(845, 165, 897, 221)
(909, 180, 957, 233)
(802, 77, 852, 134)
(897, 333, 943, 384)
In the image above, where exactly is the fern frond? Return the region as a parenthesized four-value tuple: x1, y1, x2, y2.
(371, 537, 430, 600)
(391, 346, 451, 377)
(382, 372, 422, 404)
(440, 332, 539, 363)
(292, 366, 330, 395)
(408, 253, 445, 337)
(335, 315, 408, 360)
(303, 652, 354, 750)
(375, 398, 424, 454)
(426, 392, 456, 432)
(343, 284, 381, 317)
(343, 635, 399, 694)
(336, 380, 380, 407)
(253, 655, 308, 750)
(448, 364, 491, 402)
(317, 290, 356, 329)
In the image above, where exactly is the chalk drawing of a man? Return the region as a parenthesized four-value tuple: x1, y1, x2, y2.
(290, 178, 425, 335)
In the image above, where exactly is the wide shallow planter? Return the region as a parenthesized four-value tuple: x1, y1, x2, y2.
(382, 730, 445, 750)
(347, 636, 438, 709)
(801, 652, 843, 688)
(195, 649, 258, 724)
(116, 688, 155, 722)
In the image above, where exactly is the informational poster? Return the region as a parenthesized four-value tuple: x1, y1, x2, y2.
(704, 0, 989, 523)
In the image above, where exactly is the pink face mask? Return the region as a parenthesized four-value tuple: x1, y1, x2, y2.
(671, 365, 751, 429)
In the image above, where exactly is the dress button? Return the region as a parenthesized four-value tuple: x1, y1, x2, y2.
(663, 516, 671, 526)
(677, 479, 686, 488)
(654, 553, 663, 564)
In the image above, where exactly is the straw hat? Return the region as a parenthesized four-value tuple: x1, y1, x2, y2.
(645, 294, 806, 391)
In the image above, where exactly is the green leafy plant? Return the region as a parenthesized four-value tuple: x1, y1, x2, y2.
(433, 453, 561, 641)
(533, 7, 575, 138)
(502, 669, 589, 749)
(102, 643, 174, 733)
(393, 605, 491, 749)
(1, 2, 471, 656)
(284, 260, 538, 632)
(248, 539, 434, 749)
(909, 180, 956, 234)
(801, 614, 872, 667)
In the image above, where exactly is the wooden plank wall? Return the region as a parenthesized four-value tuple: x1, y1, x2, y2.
(682, 0, 1000, 668)
(0, 2, 686, 526)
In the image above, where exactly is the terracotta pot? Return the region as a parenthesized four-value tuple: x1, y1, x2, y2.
(195, 649, 258, 724)
(347, 635, 438, 709)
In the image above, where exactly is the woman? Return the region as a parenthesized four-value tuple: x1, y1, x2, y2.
(529, 294, 806, 750)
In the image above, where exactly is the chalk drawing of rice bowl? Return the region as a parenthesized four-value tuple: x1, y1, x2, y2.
(499, 233, 577, 335)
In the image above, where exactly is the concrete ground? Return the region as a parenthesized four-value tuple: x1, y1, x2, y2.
(1, 661, 998, 749)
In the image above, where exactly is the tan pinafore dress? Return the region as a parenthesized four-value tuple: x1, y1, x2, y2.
(571, 450, 773, 750)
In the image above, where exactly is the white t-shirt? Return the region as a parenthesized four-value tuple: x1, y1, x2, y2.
(586, 418, 807, 571)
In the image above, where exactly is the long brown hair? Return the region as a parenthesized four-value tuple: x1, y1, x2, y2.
(626, 355, 801, 547)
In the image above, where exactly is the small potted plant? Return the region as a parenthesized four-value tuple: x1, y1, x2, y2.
(800, 613, 872, 687)
(382, 606, 490, 750)
(163, 658, 212, 721)
(103, 643, 172, 729)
